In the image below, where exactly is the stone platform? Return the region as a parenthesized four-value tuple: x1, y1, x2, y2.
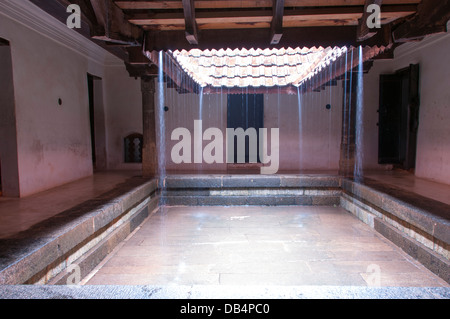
(0, 176, 159, 285)
(163, 174, 341, 206)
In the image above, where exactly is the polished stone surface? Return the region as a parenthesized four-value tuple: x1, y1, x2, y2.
(84, 206, 449, 288)
(0, 171, 142, 239)
(365, 170, 450, 206)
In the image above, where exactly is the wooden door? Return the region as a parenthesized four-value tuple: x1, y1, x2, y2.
(227, 94, 264, 163)
(378, 64, 420, 170)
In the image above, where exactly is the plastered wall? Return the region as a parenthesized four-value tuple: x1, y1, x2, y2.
(363, 32, 450, 185)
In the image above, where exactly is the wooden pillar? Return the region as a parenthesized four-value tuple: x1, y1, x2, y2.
(141, 76, 157, 178)
(339, 73, 357, 177)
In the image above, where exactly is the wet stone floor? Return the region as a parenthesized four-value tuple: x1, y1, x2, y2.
(84, 206, 449, 287)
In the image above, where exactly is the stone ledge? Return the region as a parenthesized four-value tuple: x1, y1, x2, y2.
(162, 174, 341, 207)
(374, 217, 450, 283)
(341, 183, 450, 284)
(341, 178, 450, 248)
(48, 197, 159, 285)
(164, 195, 341, 207)
(163, 175, 341, 189)
(0, 284, 448, 299)
(0, 177, 158, 285)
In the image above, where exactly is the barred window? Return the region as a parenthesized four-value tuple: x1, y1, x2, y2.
(124, 133, 143, 163)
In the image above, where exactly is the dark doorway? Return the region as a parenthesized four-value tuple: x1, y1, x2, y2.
(378, 64, 420, 170)
(227, 94, 264, 163)
(0, 38, 20, 197)
(87, 74, 106, 170)
(87, 74, 96, 167)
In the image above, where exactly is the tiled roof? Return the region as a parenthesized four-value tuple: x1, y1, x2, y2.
(172, 46, 347, 88)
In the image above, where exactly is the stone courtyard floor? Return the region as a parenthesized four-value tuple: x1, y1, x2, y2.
(84, 205, 449, 287)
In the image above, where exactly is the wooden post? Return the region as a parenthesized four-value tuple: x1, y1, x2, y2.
(141, 76, 157, 178)
(182, 0, 198, 45)
(339, 73, 357, 177)
(270, 0, 285, 45)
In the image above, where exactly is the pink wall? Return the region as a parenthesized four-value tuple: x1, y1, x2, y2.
(162, 88, 228, 173)
(160, 84, 342, 174)
(103, 67, 143, 170)
(264, 88, 342, 172)
(363, 32, 450, 185)
(0, 2, 119, 196)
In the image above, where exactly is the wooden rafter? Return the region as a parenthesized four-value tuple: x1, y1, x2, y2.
(357, 0, 384, 42)
(68, 0, 99, 31)
(127, 46, 152, 64)
(88, 0, 142, 45)
(144, 23, 396, 51)
(125, 62, 159, 78)
(270, 0, 285, 45)
(128, 5, 417, 31)
(392, 0, 450, 42)
(114, 0, 420, 10)
(182, 0, 198, 45)
(29, 0, 129, 60)
(32, 0, 441, 65)
(31, 0, 450, 88)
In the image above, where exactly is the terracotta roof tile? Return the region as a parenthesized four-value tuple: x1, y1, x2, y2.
(172, 46, 347, 88)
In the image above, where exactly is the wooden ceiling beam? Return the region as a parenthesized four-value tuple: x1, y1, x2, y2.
(125, 62, 159, 78)
(357, 0, 383, 42)
(114, 0, 421, 10)
(182, 0, 199, 45)
(144, 23, 395, 51)
(135, 11, 412, 31)
(128, 5, 416, 30)
(128, 5, 416, 21)
(270, 0, 285, 45)
(392, 0, 450, 43)
(126, 46, 152, 64)
(65, 0, 99, 31)
(29, 0, 129, 61)
(88, 0, 143, 45)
